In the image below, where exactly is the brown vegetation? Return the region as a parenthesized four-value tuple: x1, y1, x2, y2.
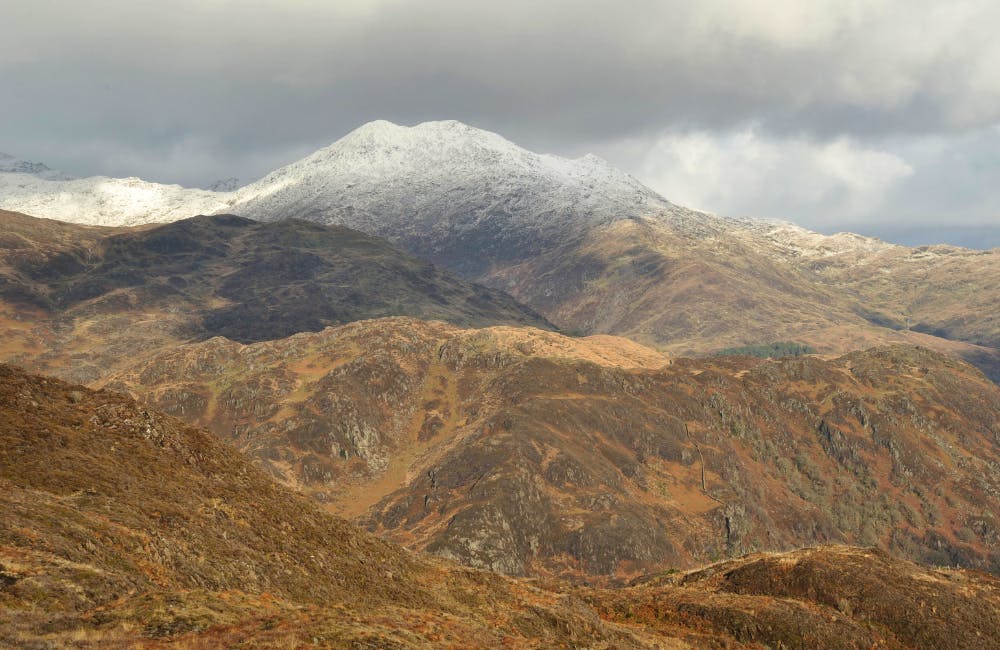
(4, 363, 1000, 648)
(104, 318, 1000, 582)
(481, 217, 1000, 382)
(0, 209, 550, 383)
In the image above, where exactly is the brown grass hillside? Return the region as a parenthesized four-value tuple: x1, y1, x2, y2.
(0, 363, 653, 648)
(105, 318, 1000, 582)
(481, 217, 1000, 381)
(4, 363, 1000, 649)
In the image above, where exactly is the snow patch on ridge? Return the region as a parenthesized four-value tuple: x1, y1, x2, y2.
(0, 173, 231, 227)
(736, 217, 898, 259)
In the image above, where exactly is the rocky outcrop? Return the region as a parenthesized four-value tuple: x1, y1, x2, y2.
(106, 319, 1000, 583)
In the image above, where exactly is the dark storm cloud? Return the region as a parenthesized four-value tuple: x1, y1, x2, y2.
(1, 0, 998, 242)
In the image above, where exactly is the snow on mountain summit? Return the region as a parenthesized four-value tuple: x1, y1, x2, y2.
(210, 119, 703, 273)
(0, 171, 230, 227)
(0, 120, 695, 247)
(0, 121, 898, 270)
(229, 119, 672, 222)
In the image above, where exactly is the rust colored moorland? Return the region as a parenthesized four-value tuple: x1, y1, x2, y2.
(104, 318, 1000, 583)
(3, 363, 1000, 649)
(2, 209, 1000, 646)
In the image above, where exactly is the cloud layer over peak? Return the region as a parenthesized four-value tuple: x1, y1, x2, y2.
(2, 0, 998, 245)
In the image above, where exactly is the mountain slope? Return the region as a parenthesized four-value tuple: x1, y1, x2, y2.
(0, 150, 223, 224)
(0, 362, 650, 648)
(749, 221, 1000, 349)
(0, 209, 550, 382)
(223, 120, 701, 276)
(0, 121, 695, 269)
(480, 216, 1000, 381)
(4, 122, 998, 381)
(105, 318, 1000, 582)
(594, 545, 1000, 650)
(5, 363, 1000, 649)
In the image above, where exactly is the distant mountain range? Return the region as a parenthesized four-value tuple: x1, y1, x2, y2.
(0, 151, 73, 181)
(6, 120, 995, 380)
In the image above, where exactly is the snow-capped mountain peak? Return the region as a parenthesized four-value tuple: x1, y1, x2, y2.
(229, 119, 673, 216)
(205, 120, 688, 274)
(0, 120, 693, 248)
(0, 152, 74, 181)
(0, 120, 916, 273)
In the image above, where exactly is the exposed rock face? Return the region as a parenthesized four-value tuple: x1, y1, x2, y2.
(105, 318, 1000, 582)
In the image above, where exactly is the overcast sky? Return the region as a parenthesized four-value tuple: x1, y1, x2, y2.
(3, 0, 999, 246)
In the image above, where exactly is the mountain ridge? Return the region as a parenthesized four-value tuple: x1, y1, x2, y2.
(0, 151, 74, 181)
(103, 317, 1000, 582)
(0, 120, 984, 257)
(0, 120, 987, 273)
(0, 209, 551, 383)
(2, 121, 999, 380)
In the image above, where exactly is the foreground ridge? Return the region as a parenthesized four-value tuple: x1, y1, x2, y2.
(3, 362, 1000, 648)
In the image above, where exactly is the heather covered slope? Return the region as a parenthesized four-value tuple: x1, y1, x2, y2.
(753, 222, 1000, 349)
(106, 318, 1000, 582)
(485, 217, 860, 349)
(0, 209, 550, 382)
(4, 364, 1000, 649)
(0, 363, 651, 648)
(482, 216, 1000, 381)
(592, 545, 1000, 650)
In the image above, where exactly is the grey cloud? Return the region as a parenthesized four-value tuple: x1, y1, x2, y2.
(0, 0, 998, 244)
